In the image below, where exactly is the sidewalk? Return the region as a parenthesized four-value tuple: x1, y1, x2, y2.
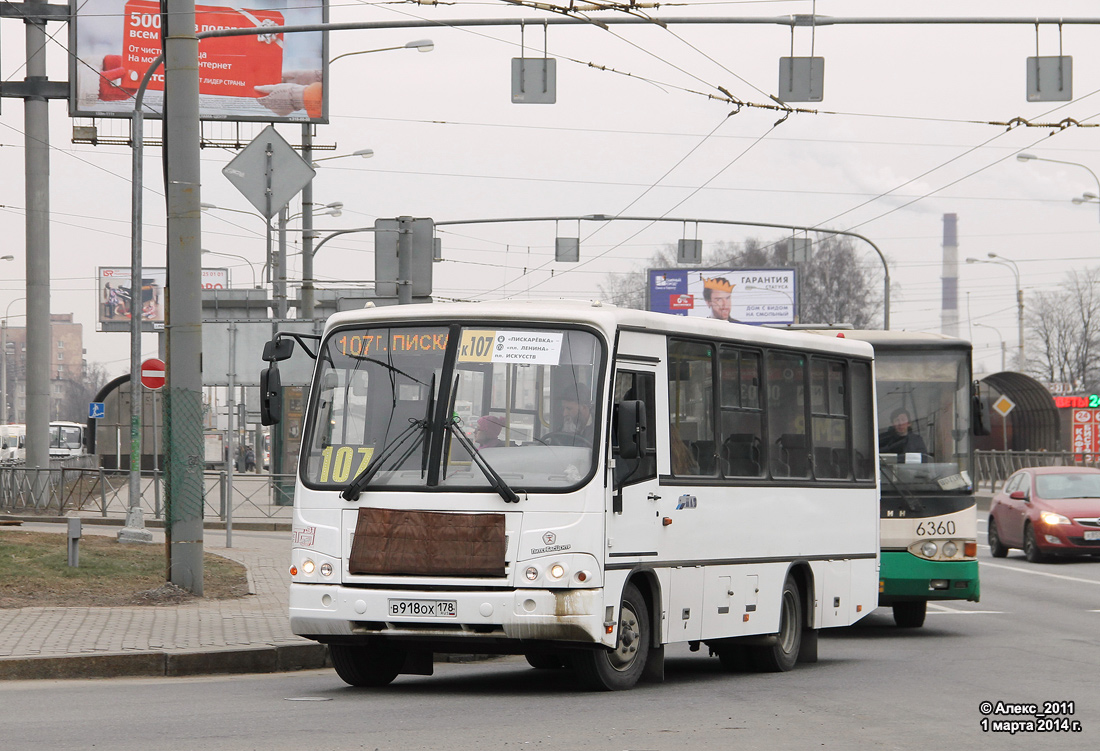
(0, 518, 328, 681)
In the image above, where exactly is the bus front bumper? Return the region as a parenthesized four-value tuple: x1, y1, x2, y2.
(878, 551, 980, 603)
(289, 583, 609, 647)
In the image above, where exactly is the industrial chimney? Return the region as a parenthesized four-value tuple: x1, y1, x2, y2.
(941, 213, 958, 337)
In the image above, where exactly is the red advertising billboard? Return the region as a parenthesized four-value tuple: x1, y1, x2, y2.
(70, 0, 327, 123)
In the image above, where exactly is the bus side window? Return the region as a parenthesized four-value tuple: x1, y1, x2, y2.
(768, 351, 809, 478)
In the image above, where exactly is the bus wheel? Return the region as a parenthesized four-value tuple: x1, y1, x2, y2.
(571, 583, 650, 691)
(525, 652, 565, 670)
(329, 644, 405, 687)
(987, 517, 1009, 558)
(748, 577, 802, 672)
(892, 600, 927, 628)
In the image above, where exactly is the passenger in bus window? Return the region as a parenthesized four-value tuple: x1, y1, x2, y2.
(474, 415, 506, 449)
(879, 409, 927, 458)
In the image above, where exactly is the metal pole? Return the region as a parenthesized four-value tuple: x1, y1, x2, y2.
(1, 320, 6, 425)
(163, 0, 204, 595)
(225, 323, 235, 548)
(119, 102, 152, 543)
(1016, 285, 1025, 371)
(24, 8, 51, 496)
(398, 216, 413, 305)
(277, 207, 289, 318)
(301, 125, 316, 324)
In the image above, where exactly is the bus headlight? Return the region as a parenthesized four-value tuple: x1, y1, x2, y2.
(302, 559, 316, 575)
(525, 566, 539, 581)
(920, 542, 938, 558)
(319, 562, 333, 577)
(941, 541, 958, 558)
(549, 563, 566, 580)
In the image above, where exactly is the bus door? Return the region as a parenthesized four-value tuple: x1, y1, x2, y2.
(608, 365, 660, 559)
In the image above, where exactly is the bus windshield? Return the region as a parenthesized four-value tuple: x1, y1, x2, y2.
(302, 323, 603, 492)
(875, 349, 972, 494)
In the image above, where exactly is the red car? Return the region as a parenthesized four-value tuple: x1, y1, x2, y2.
(988, 466, 1100, 562)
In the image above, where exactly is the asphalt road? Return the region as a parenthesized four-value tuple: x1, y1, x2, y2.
(3, 522, 1097, 751)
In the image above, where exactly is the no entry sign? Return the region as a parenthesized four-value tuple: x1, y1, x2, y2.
(141, 358, 166, 390)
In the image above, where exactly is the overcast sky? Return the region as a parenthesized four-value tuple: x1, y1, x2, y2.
(3, 0, 1100, 380)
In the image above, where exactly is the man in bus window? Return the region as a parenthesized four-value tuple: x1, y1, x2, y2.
(561, 394, 593, 436)
(879, 408, 927, 458)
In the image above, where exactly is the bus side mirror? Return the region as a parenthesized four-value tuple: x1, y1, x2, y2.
(617, 400, 647, 460)
(972, 381, 991, 436)
(260, 366, 282, 425)
(262, 338, 295, 362)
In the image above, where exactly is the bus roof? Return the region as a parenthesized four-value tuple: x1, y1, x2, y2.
(803, 328, 972, 352)
(323, 300, 876, 359)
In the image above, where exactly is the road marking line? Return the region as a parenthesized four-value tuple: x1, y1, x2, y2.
(981, 560, 1100, 585)
(926, 603, 1002, 614)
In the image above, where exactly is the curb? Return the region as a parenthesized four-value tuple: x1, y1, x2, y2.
(0, 643, 331, 681)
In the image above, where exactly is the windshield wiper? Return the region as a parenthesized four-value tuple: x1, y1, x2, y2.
(341, 418, 429, 502)
(879, 458, 924, 513)
(446, 417, 522, 504)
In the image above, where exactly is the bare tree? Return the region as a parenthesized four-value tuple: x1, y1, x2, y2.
(599, 234, 881, 327)
(58, 361, 113, 423)
(1026, 268, 1100, 390)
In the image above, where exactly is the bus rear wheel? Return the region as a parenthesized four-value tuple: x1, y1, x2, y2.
(571, 583, 649, 691)
(748, 576, 802, 672)
(892, 600, 927, 628)
(329, 643, 405, 687)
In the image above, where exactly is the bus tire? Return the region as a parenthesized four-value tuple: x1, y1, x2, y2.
(329, 643, 405, 687)
(892, 600, 927, 628)
(748, 577, 802, 673)
(525, 652, 565, 670)
(570, 583, 649, 691)
(987, 516, 1009, 558)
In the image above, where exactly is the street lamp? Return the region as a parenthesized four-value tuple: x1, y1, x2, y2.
(311, 150, 373, 168)
(302, 40, 434, 323)
(202, 250, 260, 289)
(329, 39, 434, 64)
(1017, 152, 1100, 222)
(972, 322, 1006, 371)
(2, 297, 26, 425)
(966, 255, 1024, 370)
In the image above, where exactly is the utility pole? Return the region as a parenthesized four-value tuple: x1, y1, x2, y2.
(163, 0, 205, 595)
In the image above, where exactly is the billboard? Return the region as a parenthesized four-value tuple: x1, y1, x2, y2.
(99, 266, 229, 332)
(70, 0, 328, 122)
(647, 268, 797, 325)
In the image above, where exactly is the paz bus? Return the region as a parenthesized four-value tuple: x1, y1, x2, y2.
(261, 301, 880, 690)
(48, 421, 87, 458)
(811, 330, 984, 628)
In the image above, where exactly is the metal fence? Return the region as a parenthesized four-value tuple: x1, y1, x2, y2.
(973, 450, 1100, 493)
(0, 467, 294, 523)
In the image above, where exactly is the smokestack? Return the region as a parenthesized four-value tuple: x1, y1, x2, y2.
(941, 213, 958, 337)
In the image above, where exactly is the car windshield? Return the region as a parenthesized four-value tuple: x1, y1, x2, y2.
(1036, 473, 1100, 500)
(875, 350, 972, 494)
(302, 323, 604, 492)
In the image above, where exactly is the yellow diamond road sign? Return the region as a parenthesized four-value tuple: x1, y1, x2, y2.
(993, 395, 1016, 417)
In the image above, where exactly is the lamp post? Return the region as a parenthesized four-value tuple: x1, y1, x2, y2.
(201, 250, 260, 289)
(1, 297, 25, 425)
(1017, 152, 1100, 222)
(973, 322, 1006, 371)
(302, 40, 433, 324)
(966, 255, 1024, 370)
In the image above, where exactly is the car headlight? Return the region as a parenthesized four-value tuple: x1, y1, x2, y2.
(1040, 511, 1071, 526)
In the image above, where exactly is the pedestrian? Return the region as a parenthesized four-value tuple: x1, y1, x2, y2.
(245, 445, 257, 472)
